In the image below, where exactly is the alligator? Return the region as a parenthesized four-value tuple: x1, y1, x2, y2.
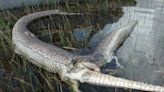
(12, 10, 164, 92)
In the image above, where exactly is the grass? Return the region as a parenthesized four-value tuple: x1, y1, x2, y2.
(0, 0, 136, 92)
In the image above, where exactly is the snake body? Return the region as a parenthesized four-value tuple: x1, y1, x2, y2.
(12, 10, 164, 92)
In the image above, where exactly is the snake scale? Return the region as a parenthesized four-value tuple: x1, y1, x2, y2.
(12, 10, 164, 92)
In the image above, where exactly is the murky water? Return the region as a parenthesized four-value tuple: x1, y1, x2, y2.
(0, 0, 138, 92)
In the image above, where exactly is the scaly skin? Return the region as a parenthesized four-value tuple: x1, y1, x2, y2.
(94, 21, 137, 60)
(87, 21, 137, 67)
(12, 10, 164, 92)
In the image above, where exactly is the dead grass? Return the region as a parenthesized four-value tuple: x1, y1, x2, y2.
(0, 0, 136, 92)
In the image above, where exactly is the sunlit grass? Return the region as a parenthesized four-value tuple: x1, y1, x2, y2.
(0, 0, 136, 92)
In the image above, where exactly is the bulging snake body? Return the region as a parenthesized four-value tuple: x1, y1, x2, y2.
(12, 10, 164, 92)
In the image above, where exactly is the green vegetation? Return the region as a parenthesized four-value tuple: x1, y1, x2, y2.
(0, 0, 135, 92)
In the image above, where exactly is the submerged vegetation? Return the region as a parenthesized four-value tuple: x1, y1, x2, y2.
(0, 0, 136, 92)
